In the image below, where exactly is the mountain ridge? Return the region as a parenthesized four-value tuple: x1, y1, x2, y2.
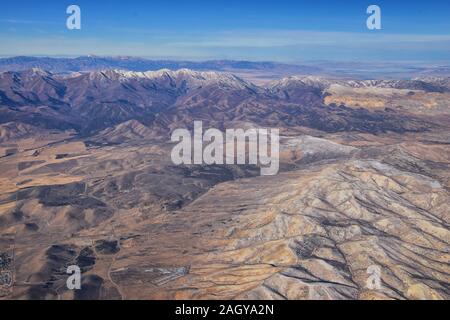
(0, 68, 444, 138)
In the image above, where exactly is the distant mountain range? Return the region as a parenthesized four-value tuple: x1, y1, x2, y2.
(1, 56, 450, 80)
(0, 56, 319, 76)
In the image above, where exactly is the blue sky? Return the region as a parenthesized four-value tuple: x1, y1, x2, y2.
(0, 0, 449, 62)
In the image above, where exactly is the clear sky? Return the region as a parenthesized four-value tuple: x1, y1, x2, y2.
(0, 0, 449, 62)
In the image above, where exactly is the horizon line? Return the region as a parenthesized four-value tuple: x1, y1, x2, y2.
(1, 55, 450, 66)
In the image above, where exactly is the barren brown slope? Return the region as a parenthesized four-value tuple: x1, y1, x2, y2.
(1, 127, 448, 300)
(107, 159, 449, 300)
